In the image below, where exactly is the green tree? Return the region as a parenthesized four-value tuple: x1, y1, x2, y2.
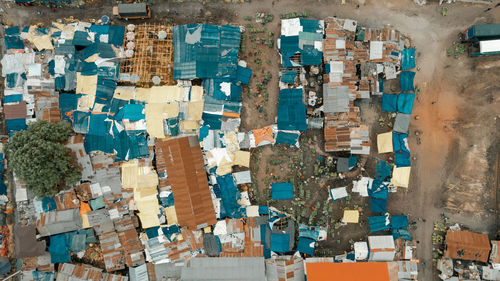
(5, 121, 81, 197)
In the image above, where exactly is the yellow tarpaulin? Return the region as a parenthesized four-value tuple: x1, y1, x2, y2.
(233, 151, 250, 167)
(113, 87, 136, 101)
(377, 132, 393, 154)
(27, 26, 54, 50)
(187, 101, 204, 121)
(391, 166, 411, 188)
(180, 120, 199, 133)
(76, 74, 98, 95)
(81, 214, 90, 229)
(190, 86, 204, 102)
(121, 161, 139, 189)
(145, 103, 179, 138)
(164, 206, 178, 225)
(342, 210, 360, 223)
(135, 86, 184, 103)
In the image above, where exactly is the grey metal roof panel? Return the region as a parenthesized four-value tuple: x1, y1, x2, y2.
(323, 84, 349, 113)
(181, 257, 266, 281)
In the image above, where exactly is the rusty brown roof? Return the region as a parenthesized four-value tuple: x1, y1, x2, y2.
(445, 230, 491, 263)
(155, 136, 216, 230)
(4, 101, 27, 120)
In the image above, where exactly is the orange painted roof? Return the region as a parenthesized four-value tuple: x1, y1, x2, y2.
(306, 262, 390, 281)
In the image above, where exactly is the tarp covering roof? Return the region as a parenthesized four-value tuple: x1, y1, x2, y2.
(377, 132, 393, 154)
(397, 93, 415, 114)
(369, 215, 391, 233)
(173, 24, 241, 80)
(297, 237, 315, 255)
(399, 71, 415, 93)
(401, 49, 416, 70)
(271, 182, 294, 200)
(381, 94, 397, 112)
(393, 113, 411, 134)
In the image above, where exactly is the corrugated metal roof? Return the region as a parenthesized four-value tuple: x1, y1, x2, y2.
(445, 230, 491, 263)
(155, 136, 216, 230)
(180, 257, 266, 281)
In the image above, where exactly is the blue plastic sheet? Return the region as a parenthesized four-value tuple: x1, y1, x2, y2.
(4, 95, 23, 103)
(369, 215, 391, 233)
(382, 94, 398, 112)
(275, 131, 299, 146)
(236, 66, 252, 85)
(6, 118, 27, 132)
(270, 232, 290, 253)
(400, 71, 415, 92)
(277, 103, 307, 131)
(279, 88, 303, 105)
(42, 197, 57, 212)
(49, 234, 70, 263)
(401, 49, 416, 70)
(395, 152, 411, 167)
(390, 216, 409, 229)
(281, 70, 297, 83)
(370, 197, 387, 213)
(145, 227, 160, 239)
(393, 228, 412, 241)
(271, 183, 294, 200)
(217, 175, 245, 218)
(162, 225, 181, 242)
(392, 132, 410, 154)
(297, 237, 315, 255)
(397, 92, 415, 114)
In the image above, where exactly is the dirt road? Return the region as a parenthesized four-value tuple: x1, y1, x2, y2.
(1, 1, 499, 280)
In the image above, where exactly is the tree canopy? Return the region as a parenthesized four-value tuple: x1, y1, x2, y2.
(5, 121, 81, 197)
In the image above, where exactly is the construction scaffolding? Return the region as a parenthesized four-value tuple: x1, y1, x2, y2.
(120, 24, 174, 87)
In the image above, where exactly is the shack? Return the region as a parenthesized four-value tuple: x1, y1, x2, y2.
(444, 230, 491, 263)
(113, 3, 151, 20)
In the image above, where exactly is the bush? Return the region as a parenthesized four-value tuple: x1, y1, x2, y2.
(5, 121, 81, 197)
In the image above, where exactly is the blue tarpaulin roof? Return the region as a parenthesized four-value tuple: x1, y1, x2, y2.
(271, 182, 294, 200)
(49, 234, 71, 263)
(369, 215, 391, 233)
(6, 118, 26, 132)
(297, 237, 315, 255)
(395, 152, 411, 167)
(397, 92, 415, 114)
(202, 79, 242, 102)
(392, 228, 412, 241)
(400, 71, 415, 92)
(281, 70, 297, 83)
(59, 93, 80, 123)
(4, 95, 23, 103)
(279, 88, 303, 105)
(392, 132, 410, 154)
(382, 94, 398, 112)
(5, 26, 20, 36)
(277, 103, 307, 131)
(217, 175, 245, 218)
(275, 131, 299, 146)
(401, 49, 416, 70)
(236, 66, 252, 85)
(173, 24, 240, 80)
(390, 216, 409, 229)
(4, 35, 24, 50)
(270, 232, 291, 253)
(370, 197, 387, 213)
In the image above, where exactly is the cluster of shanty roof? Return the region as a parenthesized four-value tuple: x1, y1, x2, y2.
(437, 230, 500, 280)
(322, 17, 411, 154)
(0, 17, 425, 281)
